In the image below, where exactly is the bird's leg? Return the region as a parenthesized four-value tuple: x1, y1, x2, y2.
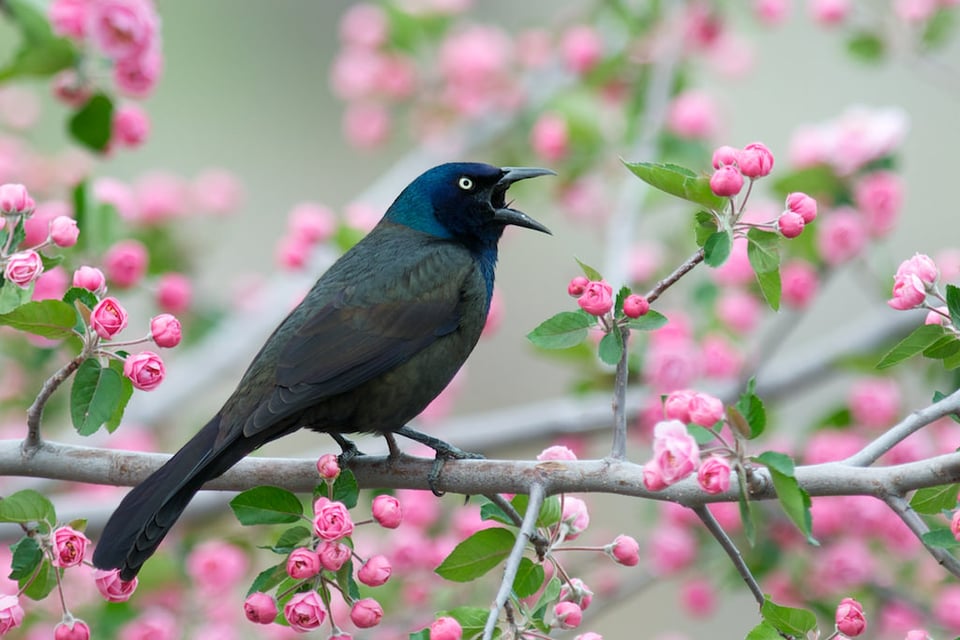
(383, 432, 403, 459)
(330, 433, 365, 465)
(393, 425, 484, 496)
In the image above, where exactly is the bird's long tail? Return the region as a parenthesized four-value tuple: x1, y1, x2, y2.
(92, 413, 250, 580)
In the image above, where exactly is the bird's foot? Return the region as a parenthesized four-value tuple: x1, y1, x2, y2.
(331, 433, 366, 466)
(392, 426, 483, 496)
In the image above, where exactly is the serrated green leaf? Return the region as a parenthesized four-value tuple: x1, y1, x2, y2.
(8, 537, 42, 581)
(755, 268, 781, 311)
(230, 486, 303, 525)
(537, 495, 561, 528)
(756, 452, 817, 545)
(694, 210, 719, 247)
(0, 489, 56, 527)
(532, 576, 563, 621)
(924, 335, 960, 360)
(622, 160, 726, 210)
(0, 298, 78, 338)
(63, 286, 98, 311)
(947, 284, 960, 329)
(747, 229, 781, 273)
(69, 93, 113, 152)
(922, 528, 960, 549)
(745, 620, 783, 640)
(687, 424, 717, 445)
(704, 230, 732, 268)
(20, 560, 56, 600)
(439, 606, 490, 640)
(527, 311, 592, 350)
(575, 258, 602, 282)
(245, 562, 287, 597)
(435, 527, 515, 582)
(512, 557, 544, 598)
(332, 469, 358, 509)
(877, 324, 948, 369)
(271, 525, 313, 554)
(760, 598, 818, 636)
(105, 361, 134, 433)
(734, 380, 766, 439)
(597, 330, 623, 366)
(479, 500, 513, 526)
(910, 484, 959, 515)
(71, 359, 123, 436)
(626, 309, 668, 331)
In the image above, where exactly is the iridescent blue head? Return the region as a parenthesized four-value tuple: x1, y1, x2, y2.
(384, 162, 553, 248)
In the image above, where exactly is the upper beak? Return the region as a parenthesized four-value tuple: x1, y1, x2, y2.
(491, 166, 555, 234)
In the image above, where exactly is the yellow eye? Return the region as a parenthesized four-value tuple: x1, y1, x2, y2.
(458, 176, 474, 191)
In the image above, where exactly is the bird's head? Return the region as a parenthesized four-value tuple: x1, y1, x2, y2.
(385, 162, 554, 245)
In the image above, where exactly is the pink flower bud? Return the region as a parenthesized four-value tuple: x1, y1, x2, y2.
(577, 280, 613, 316)
(537, 444, 578, 461)
(567, 275, 589, 297)
(123, 351, 165, 391)
(561, 496, 590, 539)
(697, 455, 732, 494)
(49, 216, 79, 247)
(835, 597, 867, 637)
(559, 578, 594, 610)
(104, 239, 147, 288)
(286, 547, 322, 579)
(288, 202, 336, 245)
(156, 272, 192, 314)
(926, 306, 949, 325)
(283, 590, 326, 632)
(785, 192, 817, 223)
(781, 260, 819, 309)
(810, 0, 851, 24)
(358, 554, 392, 587)
(0, 595, 23, 634)
(905, 631, 930, 640)
(817, 208, 867, 266)
(777, 211, 805, 238)
(664, 389, 695, 423)
(554, 601, 583, 629)
(652, 419, 700, 485)
(642, 459, 669, 491)
(737, 142, 774, 178)
(0, 183, 34, 214)
(150, 313, 182, 348)
(72, 266, 106, 293)
(709, 166, 743, 197)
(51, 525, 90, 568)
(711, 145, 739, 169)
(3, 250, 43, 288)
(244, 592, 278, 624)
(896, 253, 938, 286)
(688, 392, 724, 427)
(429, 616, 463, 640)
(531, 113, 569, 162)
(350, 598, 383, 629)
(888, 274, 926, 310)
(313, 498, 354, 541)
(372, 494, 402, 529)
(622, 294, 649, 318)
(574, 634, 603, 640)
(951, 510, 960, 542)
(93, 568, 137, 602)
(561, 25, 603, 74)
(316, 453, 340, 480)
(112, 103, 150, 148)
(607, 534, 640, 566)
(854, 170, 902, 237)
(90, 296, 129, 339)
(54, 619, 91, 640)
(317, 540, 351, 571)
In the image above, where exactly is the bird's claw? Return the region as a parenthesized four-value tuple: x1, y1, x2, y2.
(426, 445, 484, 497)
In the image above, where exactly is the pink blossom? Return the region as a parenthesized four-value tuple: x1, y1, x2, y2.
(93, 568, 138, 602)
(681, 578, 717, 617)
(32, 267, 69, 301)
(51, 526, 90, 568)
(642, 458, 669, 491)
(52, 70, 92, 107)
(554, 601, 583, 629)
(313, 497, 354, 541)
(560, 25, 603, 74)
(711, 145, 739, 169)
(809, 0, 851, 24)
(622, 294, 649, 318)
(316, 453, 340, 480)
(753, 0, 791, 24)
(114, 47, 163, 98)
(689, 392, 724, 427)
(438, 25, 514, 116)
(515, 29, 552, 68)
(0, 182, 34, 214)
(530, 112, 569, 162)
(777, 211, 805, 238)
(561, 496, 590, 539)
(350, 598, 383, 628)
(804, 430, 866, 464)
(888, 273, 927, 310)
(136, 171, 187, 222)
(244, 592, 278, 624)
(343, 102, 391, 148)
(4, 250, 43, 288)
(644, 340, 701, 392)
(577, 280, 614, 316)
(701, 334, 742, 378)
(896, 253, 938, 285)
(338, 3, 389, 48)
(113, 103, 150, 148)
(649, 524, 697, 574)
(537, 445, 578, 461)
(429, 616, 463, 640)
(836, 597, 867, 637)
(817, 208, 867, 265)
(286, 547, 321, 579)
(87, 0, 158, 61)
(55, 619, 91, 640)
(372, 494, 402, 529)
(394, 489, 441, 528)
(905, 631, 931, 640)
(358, 554, 392, 587)
(697, 455, 732, 494)
(317, 540, 351, 571)
(329, 48, 386, 101)
(288, 202, 336, 245)
(90, 297, 129, 339)
(855, 171, 902, 236)
(709, 165, 743, 197)
(23, 200, 68, 246)
(652, 419, 700, 485)
(49, 0, 87, 39)
(716, 289, 761, 334)
(559, 578, 593, 610)
(191, 168, 244, 215)
(781, 260, 819, 309)
(738, 142, 774, 178)
(0, 595, 24, 634)
(894, 0, 939, 22)
(119, 610, 177, 640)
(786, 191, 818, 223)
(567, 276, 589, 297)
(156, 272, 192, 314)
(150, 314, 182, 348)
(950, 510, 960, 542)
(607, 534, 640, 566)
(711, 237, 754, 286)
(185, 541, 248, 594)
(666, 90, 719, 140)
(104, 239, 148, 288)
(849, 377, 900, 428)
(663, 389, 695, 423)
(283, 590, 326, 632)
(49, 215, 79, 247)
(93, 177, 137, 219)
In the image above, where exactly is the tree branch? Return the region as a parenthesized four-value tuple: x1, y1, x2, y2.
(693, 504, 764, 608)
(883, 493, 960, 579)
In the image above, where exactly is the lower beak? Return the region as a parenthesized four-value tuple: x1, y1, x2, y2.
(492, 166, 555, 234)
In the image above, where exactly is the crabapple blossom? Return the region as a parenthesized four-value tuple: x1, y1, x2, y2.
(50, 526, 90, 568)
(87, 0, 158, 61)
(0, 595, 23, 634)
(531, 112, 569, 162)
(651, 419, 700, 485)
(0, 182, 34, 214)
(607, 534, 640, 566)
(72, 266, 106, 293)
(358, 554, 392, 587)
(836, 597, 867, 637)
(3, 250, 43, 287)
(54, 619, 91, 640)
(697, 455, 732, 494)
(243, 592, 277, 624)
(49, 215, 79, 247)
(33, 267, 69, 301)
(738, 142, 774, 178)
(48, 0, 86, 39)
(104, 239, 148, 288)
(537, 444, 578, 461)
(664, 389, 695, 423)
(156, 272, 192, 313)
(561, 496, 590, 539)
(124, 351, 165, 390)
(561, 25, 603, 74)
(343, 102, 391, 148)
(93, 568, 138, 602)
(888, 273, 926, 310)
(150, 313, 182, 348)
(809, 0, 852, 24)
(429, 616, 463, 640)
(688, 392, 724, 427)
(90, 297, 129, 339)
(709, 165, 743, 197)
(817, 208, 867, 265)
(855, 171, 902, 236)
(567, 275, 589, 297)
(284, 590, 326, 632)
(623, 294, 649, 318)
(574, 634, 603, 640)
(896, 253, 938, 285)
(317, 541, 351, 571)
(288, 202, 336, 244)
(186, 540, 249, 594)
(777, 210, 805, 238)
(642, 458, 669, 491)
(350, 598, 383, 628)
(711, 145, 739, 168)
(313, 498, 354, 540)
(316, 453, 340, 480)
(849, 378, 901, 428)
(681, 578, 717, 617)
(666, 90, 719, 139)
(560, 578, 594, 610)
(781, 260, 819, 309)
(372, 494, 402, 528)
(716, 289, 761, 334)
(339, 3, 389, 48)
(577, 280, 613, 316)
(785, 191, 818, 223)
(286, 547, 321, 579)
(113, 103, 151, 148)
(554, 601, 583, 629)
(951, 510, 960, 541)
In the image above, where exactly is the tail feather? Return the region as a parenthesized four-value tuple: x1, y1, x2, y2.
(93, 413, 253, 580)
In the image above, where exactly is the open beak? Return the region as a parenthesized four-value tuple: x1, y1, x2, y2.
(491, 166, 555, 234)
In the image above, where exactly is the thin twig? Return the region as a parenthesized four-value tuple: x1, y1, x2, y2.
(609, 326, 630, 460)
(883, 493, 960, 579)
(643, 249, 705, 305)
(693, 504, 764, 608)
(24, 355, 85, 453)
(483, 482, 544, 640)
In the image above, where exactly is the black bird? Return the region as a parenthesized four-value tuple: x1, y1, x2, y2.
(93, 162, 553, 580)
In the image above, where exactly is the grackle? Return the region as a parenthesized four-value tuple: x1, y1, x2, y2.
(92, 162, 553, 580)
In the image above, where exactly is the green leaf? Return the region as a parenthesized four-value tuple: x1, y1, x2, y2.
(597, 330, 623, 366)
(772, 164, 845, 200)
(738, 478, 757, 547)
(0, 489, 56, 527)
(947, 284, 960, 329)
(409, 630, 431, 640)
(922, 8, 955, 50)
(760, 598, 818, 636)
(703, 230, 732, 268)
(626, 309, 668, 331)
(332, 469, 358, 509)
(694, 210, 718, 247)
(105, 360, 134, 433)
(755, 269, 781, 311)
(933, 390, 960, 423)
(438, 606, 490, 640)
(747, 229, 780, 273)
(336, 558, 360, 602)
(8, 537, 42, 581)
(745, 621, 783, 640)
(479, 499, 513, 526)
(910, 484, 959, 515)
(512, 557, 544, 598)
(756, 452, 817, 545)
(435, 527, 515, 582)
(230, 486, 303, 525)
(846, 30, 886, 63)
(21, 560, 56, 600)
(246, 562, 287, 597)
(537, 495, 561, 528)
(687, 424, 717, 445)
(0, 299, 78, 338)
(923, 335, 960, 360)
(63, 286, 98, 311)
(0, 0, 76, 81)
(877, 324, 948, 369)
(68, 93, 114, 152)
(0, 279, 35, 315)
(270, 525, 313, 554)
(70, 359, 124, 436)
(532, 576, 563, 622)
(734, 379, 767, 439)
(527, 311, 592, 350)
(922, 528, 960, 549)
(622, 160, 726, 210)
(575, 258, 602, 282)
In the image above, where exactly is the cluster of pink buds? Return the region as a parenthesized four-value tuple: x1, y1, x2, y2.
(1, 183, 78, 289)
